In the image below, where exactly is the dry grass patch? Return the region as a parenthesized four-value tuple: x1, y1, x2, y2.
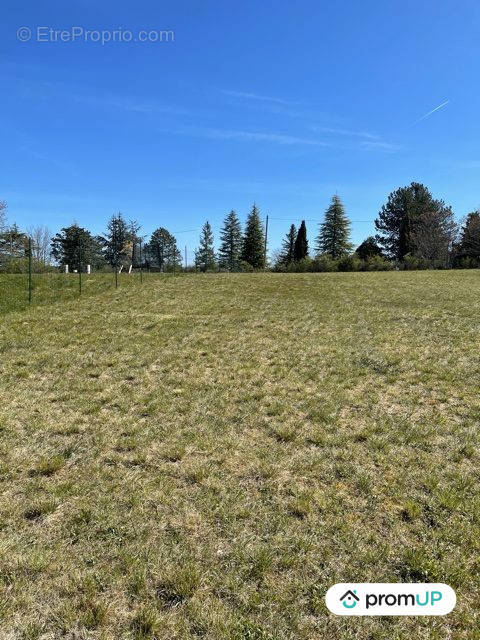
(0, 271, 479, 638)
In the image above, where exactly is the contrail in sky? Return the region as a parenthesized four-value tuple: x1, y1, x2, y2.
(412, 99, 450, 125)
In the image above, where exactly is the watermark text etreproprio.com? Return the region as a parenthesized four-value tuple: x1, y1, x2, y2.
(16, 26, 175, 45)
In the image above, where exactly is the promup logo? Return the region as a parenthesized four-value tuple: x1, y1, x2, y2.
(340, 589, 359, 609)
(326, 583, 456, 616)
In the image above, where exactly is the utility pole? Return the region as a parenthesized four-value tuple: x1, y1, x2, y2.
(264, 214, 269, 269)
(139, 239, 143, 284)
(185, 245, 187, 271)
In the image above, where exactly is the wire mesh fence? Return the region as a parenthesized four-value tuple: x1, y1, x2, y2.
(0, 237, 187, 315)
(0, 268, 163, 315)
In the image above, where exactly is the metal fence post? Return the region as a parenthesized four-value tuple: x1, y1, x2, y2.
(79, 245, 82, 295)
(28, 237, 33, 304)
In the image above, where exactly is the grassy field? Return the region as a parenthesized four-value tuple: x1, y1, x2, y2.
(0, 271, 479, 639)
(0, 272, 160, 315)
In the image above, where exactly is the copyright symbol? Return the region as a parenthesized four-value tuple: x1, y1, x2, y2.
(17, 27, 31, 42)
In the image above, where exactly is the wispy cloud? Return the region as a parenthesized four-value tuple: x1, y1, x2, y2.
(312, 126, 381, 141)
(206, 128, 325, 145)
(360, 140, 402, 153)
(160, 125, 403, 153)
(221, 89, 298, 106)
(73, 92, 190, 116)
(412, 99, 450, 125)
(162, 126, 327, 146)
(311, 124, 402, 152)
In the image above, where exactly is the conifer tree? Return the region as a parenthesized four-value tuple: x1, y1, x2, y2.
(279, 224, 297, 265)
(374, 182, 454, 261)
(50, 223, 101, 271)
(195, 221, 216, 272)
(458, 211, 480, 261)
(316, 195, 352, 258)
(240, 203, 265, 269)
(104, 212, 129, 269)
(0, 223, 28, 268)
(146, 227, 182, 271)
(293, 220, 308, 261)
(218, 210, 242, 271)
(355, 236, 383, 259)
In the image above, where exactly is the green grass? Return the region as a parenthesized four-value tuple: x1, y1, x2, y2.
(0, 271, 479, 639)
(0, 271, 168, 315)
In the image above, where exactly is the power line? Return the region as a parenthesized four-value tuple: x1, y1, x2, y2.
(268, 216, 375, 223)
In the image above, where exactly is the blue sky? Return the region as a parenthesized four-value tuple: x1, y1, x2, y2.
(1, 0, 480, 259)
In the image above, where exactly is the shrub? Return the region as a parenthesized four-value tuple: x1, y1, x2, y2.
(239, 260, 254, 273)
(362, 255, 393, 271)
(0, 258, 56, 274)
(337, 255, 362, 271)
(286, 257, 313, 273)
(311, 255, 338, 272)
(403, 254, 429, 270)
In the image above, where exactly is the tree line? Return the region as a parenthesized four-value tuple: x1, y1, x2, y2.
(1, 182, 480, 273)
(195, 184, 480, 272)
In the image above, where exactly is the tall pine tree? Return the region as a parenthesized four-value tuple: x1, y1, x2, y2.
(218, 210, 242, 271)
(316, 195, 352, 258)
(293, 220, 308, 261)
(458, 211, 480, 262)
(104, 212, 129, 269)
(240, 204, 265, 269)
(279, 224, 297, 265)
(195, 221, 216, 272)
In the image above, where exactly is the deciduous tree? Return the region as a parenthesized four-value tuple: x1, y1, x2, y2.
(409, 208, 456, 266)
(0, 200, 7, 231)
(27, 225, 52, 265)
